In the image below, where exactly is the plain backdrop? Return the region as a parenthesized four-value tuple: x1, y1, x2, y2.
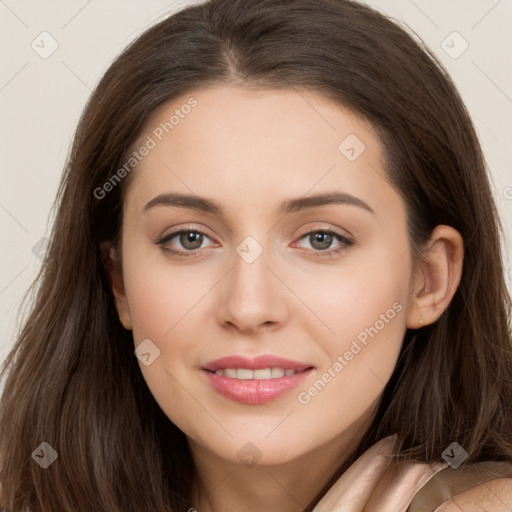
(1, 0, 512, 382)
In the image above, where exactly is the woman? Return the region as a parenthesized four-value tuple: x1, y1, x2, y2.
(1, 0, 511, 510)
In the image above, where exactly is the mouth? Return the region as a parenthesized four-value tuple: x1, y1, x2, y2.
(207, 367, 308, 379)
(201, 355, 315, 405)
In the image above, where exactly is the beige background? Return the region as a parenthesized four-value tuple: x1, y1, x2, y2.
(1, 0, 512, 374)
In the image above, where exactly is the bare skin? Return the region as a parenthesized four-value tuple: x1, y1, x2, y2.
(104, 84, 464, 511)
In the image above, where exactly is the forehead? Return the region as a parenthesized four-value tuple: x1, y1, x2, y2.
(122, 84, 399, 221)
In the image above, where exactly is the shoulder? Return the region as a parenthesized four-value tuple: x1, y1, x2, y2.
(435, 477, 512, 511)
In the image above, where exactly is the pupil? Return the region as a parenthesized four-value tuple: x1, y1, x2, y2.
(181, 231, 202, 249)
(311, 232, 332, 250)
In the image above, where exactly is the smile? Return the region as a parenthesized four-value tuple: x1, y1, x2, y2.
(212, 367, 298, 379)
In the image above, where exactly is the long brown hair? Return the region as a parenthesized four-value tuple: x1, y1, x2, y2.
(1, 0, 511, 510)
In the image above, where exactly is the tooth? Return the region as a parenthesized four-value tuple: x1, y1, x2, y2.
(253, 369, 272, 379)
(215, 367, 298, 379)
(271, 367, 285, 378)
(237, 368, 254, 379)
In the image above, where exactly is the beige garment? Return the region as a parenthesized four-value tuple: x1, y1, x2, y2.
(364, 459, 512, 511)
(407, 460, 512, 511)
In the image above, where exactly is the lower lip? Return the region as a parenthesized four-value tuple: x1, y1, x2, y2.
(202, 369, 313, 405)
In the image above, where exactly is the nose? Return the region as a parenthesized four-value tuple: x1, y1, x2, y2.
(216, 241, 288, 334)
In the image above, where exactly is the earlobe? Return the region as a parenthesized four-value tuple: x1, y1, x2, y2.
(100, 241, 133, 331)
(406, 225, 464, 330)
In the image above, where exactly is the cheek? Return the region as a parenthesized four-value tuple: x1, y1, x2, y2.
(288, 241, 410, 347)
(120, 251, 212, 432)
(292, 246, 410, 418)
(122, 245, 216, 342)
(120, 247, 220, 413)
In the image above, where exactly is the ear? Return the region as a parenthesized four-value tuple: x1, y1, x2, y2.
(101, 241, 133, 330)
(406, 225, 464, 329)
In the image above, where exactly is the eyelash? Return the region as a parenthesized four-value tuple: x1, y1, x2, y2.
(155, 227, 354, 260)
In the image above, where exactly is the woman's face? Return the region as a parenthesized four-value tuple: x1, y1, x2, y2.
(113, 84, 417, 467)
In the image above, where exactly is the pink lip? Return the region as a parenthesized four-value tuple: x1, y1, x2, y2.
(201, 354, 314, 405)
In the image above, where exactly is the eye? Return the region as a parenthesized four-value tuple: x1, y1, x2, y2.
(156, 228, 216, 256)
(293, 229, 354, 258)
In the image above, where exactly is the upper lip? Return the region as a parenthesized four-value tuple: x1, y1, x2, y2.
(202, 354, 314, 372)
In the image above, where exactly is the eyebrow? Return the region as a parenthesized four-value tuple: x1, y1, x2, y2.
(143, 191, 375, 216)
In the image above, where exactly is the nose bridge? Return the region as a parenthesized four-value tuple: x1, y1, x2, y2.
(218, 234, 286, 331)
(231, 234, 273, 306)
